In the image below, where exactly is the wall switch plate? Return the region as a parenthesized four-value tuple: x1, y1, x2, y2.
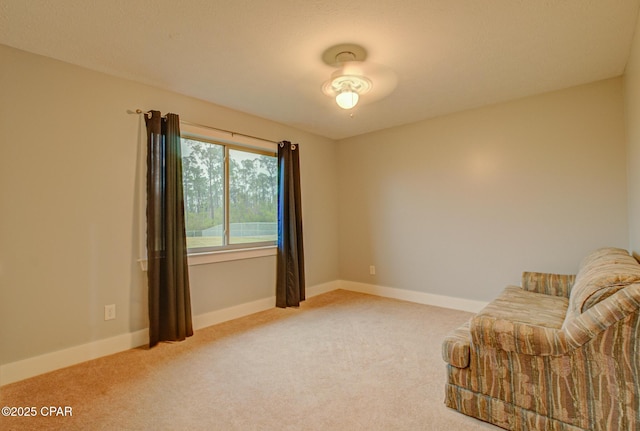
(369, 265, 376, 275)
(104, 304, 116, 321)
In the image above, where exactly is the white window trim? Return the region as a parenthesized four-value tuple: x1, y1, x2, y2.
(181, 122, 277, 153)
(138, 245, 277, 271)
(188, 245, 277, 265)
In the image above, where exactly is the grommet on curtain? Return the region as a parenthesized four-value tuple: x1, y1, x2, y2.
(135, 109, 160, 120)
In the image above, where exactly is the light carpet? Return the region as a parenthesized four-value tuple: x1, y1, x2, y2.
(0, 289, 500, 430)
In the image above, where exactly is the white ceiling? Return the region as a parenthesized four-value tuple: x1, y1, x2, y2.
(1, 0, 639, 140)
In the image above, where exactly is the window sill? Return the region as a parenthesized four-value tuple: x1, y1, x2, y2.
(138, 246, 277, 271)
(189, 246, 277, 266)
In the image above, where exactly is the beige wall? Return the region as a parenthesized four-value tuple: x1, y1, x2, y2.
(337, 78, 629, 301)
(625, 15, 640, 258)
(0, 44, 339, 365)
(0, 40, 634, 370)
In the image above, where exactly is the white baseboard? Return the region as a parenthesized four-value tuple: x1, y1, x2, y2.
(0, 281, 342, 386)
(338, 280, 488, 313)
(193, 280, 341, 330)
(0, 279, 478, 386)
(306, 280, 341, 298)
(192, 296, 275, 330)
(0, 329, 149, 387)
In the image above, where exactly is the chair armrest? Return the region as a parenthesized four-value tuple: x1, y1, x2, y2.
(442, 321, 471, 368)
(470, 315, 568, 355)
(521, 271, 575, 298)
(562, 283, 640, 348)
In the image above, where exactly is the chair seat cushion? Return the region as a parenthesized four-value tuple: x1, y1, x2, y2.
(470, 286, 569, 355)
(476, 286, 568, 328)
(443, 287, 569, 367)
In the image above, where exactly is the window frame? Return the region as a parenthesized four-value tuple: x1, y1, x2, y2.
(180, 122, 278, 260)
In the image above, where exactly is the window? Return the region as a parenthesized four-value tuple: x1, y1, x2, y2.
(181, 135, 277, 253)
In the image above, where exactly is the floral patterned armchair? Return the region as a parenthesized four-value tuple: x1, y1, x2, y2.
(442, 247, 640, 430)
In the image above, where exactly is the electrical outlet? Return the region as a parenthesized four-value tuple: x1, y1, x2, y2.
(369, 265, 376, 275)
(104, 304, 116, 321)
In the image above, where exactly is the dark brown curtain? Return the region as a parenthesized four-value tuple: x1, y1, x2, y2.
(145, 110, 193, 347)
(276, 141, 305, 308)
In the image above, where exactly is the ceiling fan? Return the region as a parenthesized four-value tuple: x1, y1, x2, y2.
(320, 43, 398, 110)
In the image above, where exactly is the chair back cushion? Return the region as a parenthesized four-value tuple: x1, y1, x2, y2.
(564, 248, 640, 327)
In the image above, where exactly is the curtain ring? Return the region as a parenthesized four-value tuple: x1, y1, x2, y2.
(278, 141, 296, 150)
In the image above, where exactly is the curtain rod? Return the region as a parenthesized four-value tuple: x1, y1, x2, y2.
(134, 109, 280, 145)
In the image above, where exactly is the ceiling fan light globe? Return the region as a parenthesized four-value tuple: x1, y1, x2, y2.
(336, 90, 359, 109)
